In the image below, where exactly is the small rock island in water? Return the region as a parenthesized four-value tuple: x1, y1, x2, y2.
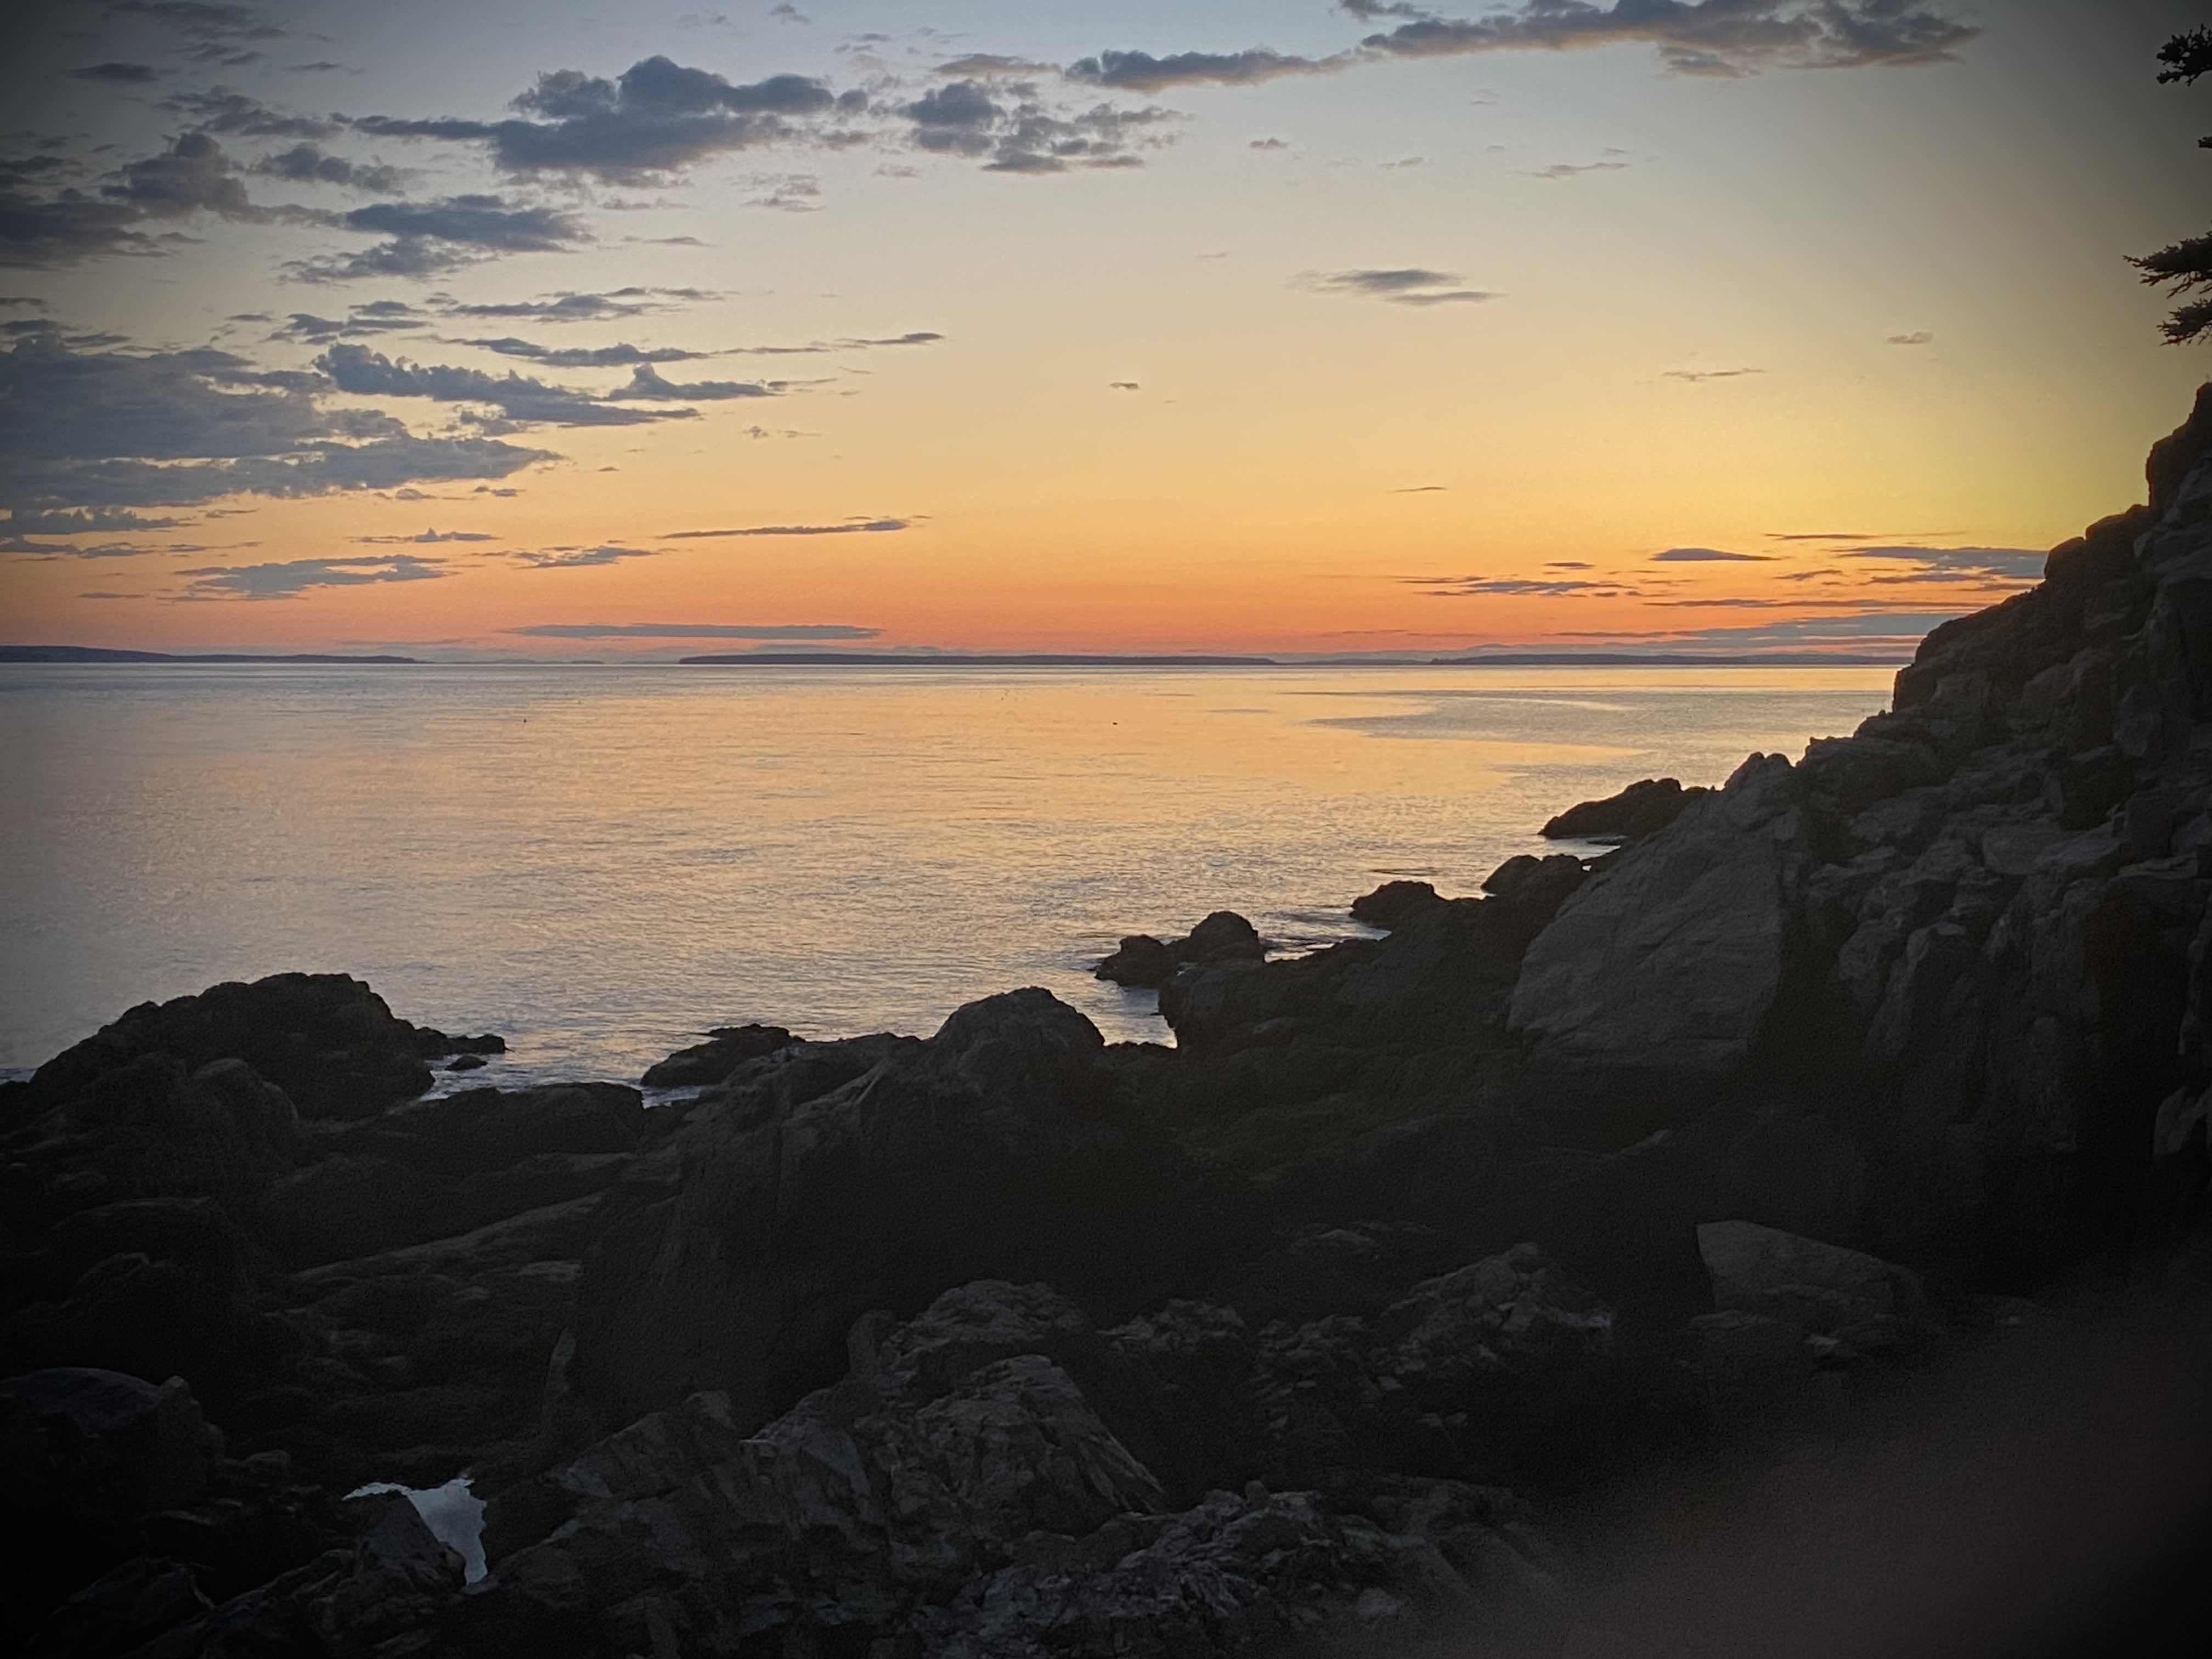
(7, 400, 2212, 1654)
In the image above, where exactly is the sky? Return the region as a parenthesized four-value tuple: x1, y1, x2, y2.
(0, 0, 2205, 660)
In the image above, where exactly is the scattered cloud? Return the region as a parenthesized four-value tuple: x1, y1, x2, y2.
(315, 342, 697, 426)
(460, 336, 714, 367)
(1524, 159, 1633, 179)
(602, 363, 787, 400)
(1650, 546, 1775, 562)
(506, 544, 661, 568)
(439, 286, 716, 323)
(71, 63, 162, 84)
(3, 506, 187, 533)
(508, 622, 880, 639)
(1886, 330, 1934, 346)
(254, 143, 409, 194)
(268, 300, 426, 342)
(1295, 268, 1500, 306)
(1108, 380, 1141, 391)
(1066, 48, 1351, 94)
(0, 333, 554, 512)
(156, 88, 336, 139)
(661, 517, 911, 538)
(1249, 137, 1290, 150)
(1391, 484, 1447, 493)
(1401, 573, 1644, 597)
(351, 527, 496, 544)
(1838, 543, 2042, 582)
(1662, 366, 1764, 382)
(176, 552, 449, 600)
(900, 78, 1175, 173)
(286, 193, 590, 283)
(353, 56, 849, 185)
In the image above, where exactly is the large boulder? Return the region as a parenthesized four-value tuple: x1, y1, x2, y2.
(1510, 755, 1805, 1079)
(640, 1025, 798, 1089)
(568, 990, 1235, 1434)
(1541, 777, 1707, 841)
(27, 974, 496, 1122)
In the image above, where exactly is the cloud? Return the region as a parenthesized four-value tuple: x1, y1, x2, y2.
(439, 286, 713, 323)
(1662, 366, 1763, 382)
(1249, 137, 1290, 150)
(0, 334, 556, 512)
(1838, 543, 2043, 581)
(0, 193, 166, 267)
(353, 56, 847, 185)
(1555, 608, 1972, 652)
(157, 88, 336, 139)
(1650, 546, 1775, 562)
(1295, 268, 1500, 306)
(268, 301, 425, 342)
(103, 132, 306, 223)
(1353, 2, 1978, 77)
(661, 517, 910, 538)
(1392, 484, 1447, 492)
(900, 78, 1176, 173)
(1886, 330, 1934, 346)
(3, 506, 187, 533)
(286, 193, 590, 283)
(176, 552, 448, 600)
(509, 622, 881, 639)
(109, 3, 283, 43)
(1401, 573, 1643, 596)
(602, 363, 785, 400)
(351, 527, 496, 544)
(4, 536, 165, 558)
(71, 62, 162, 84)
(315, 342, 696, 426)
(506, 544, 661, 568)
(1108, 380, 1141, 391)
(1064, 2, 1977, 104)
(1525, 159, 1633, 179)
(78, 590, 140, 599)
(1065, 48, 1349, 93)
(460, 336, 714, 367)
(254, 143, 408, 194)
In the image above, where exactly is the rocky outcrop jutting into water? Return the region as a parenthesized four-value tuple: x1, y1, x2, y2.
(7, 394, 2212, 1653)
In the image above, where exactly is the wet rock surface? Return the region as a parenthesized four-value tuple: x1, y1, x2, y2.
(10, 400, 2212, 1652)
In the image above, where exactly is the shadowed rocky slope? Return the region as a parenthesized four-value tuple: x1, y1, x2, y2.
(7, 394, 2212, 1654)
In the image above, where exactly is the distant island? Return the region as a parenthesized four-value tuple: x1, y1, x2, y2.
(679, 652, 1280, 666)
(681, 651, 1909, 668)
(0, 645, 419, 665)
(2, 645, 1910, 669)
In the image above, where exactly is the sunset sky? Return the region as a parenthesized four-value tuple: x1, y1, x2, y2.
(1, 0, 2203, 658)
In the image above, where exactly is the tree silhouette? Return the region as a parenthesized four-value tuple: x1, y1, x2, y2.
(2135, 27, 2212, 342)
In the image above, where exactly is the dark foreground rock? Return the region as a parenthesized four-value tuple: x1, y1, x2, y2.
(10, 391, 2212, 1656)
(1540, 778, 1708, 842)
(1096, 910, 1266, 985)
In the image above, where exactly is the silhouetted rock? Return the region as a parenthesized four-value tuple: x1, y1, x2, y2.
(1095, 911, 1267, 984)
(569, 989, 1237, 1437)
(1510, 755, 1804, 1080)
(640, 1023, 798, 1087)
(27, 974, 495, 1122)
(1096, 933, 1179, 986)
(1351, 879, 1443, 929)
(1540, 777, 1708, 842)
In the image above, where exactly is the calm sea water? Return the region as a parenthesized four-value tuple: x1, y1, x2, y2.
(0, 663, 1894, 1084)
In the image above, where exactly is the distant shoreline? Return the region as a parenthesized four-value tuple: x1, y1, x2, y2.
(1, 644, 1910, 669)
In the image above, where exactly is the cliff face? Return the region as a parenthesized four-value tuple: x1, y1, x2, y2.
(1506, 385, 2212, 1280)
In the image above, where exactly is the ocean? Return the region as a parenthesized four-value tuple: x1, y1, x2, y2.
(0, 662, 1895, 1084)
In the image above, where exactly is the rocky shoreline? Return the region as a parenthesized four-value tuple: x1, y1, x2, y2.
(8, 395, 2212, 1655)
